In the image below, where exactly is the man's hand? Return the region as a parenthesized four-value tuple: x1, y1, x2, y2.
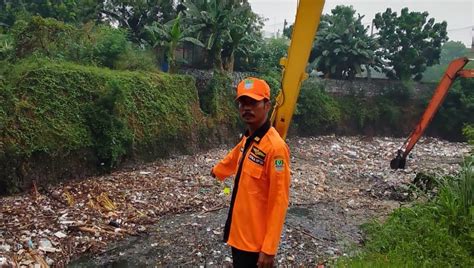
(257, 252, 274, 268)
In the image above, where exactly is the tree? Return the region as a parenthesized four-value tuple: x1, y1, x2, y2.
(183, 0, 232, 71)
(373, 8, 448, 81)
(438, 41, 470, 65)
(310, 5, 379, 79)
(100, 0, 176, 44)
(221, 2, 264, 72)
(184, 0, 260, 71)
(0, 0, 101, 27)
(423, 41, 470, 82)
(255, 38, 289, 73)
(145, 13, 204, 72)
(282, 22, 293, 39)
(233, 29, 264, 71)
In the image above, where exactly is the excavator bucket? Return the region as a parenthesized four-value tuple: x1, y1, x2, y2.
(390, 150, 406, 169)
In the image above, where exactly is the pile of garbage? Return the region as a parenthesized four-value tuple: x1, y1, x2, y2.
(0, 136, 470, 266)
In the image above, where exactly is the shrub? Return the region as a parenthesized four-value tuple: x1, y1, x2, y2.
(431, 78, 474, 141)
(463, 124, 474, 146)
(12, 16, 75, 59)
(295, 80, 341, 134)
(0, 32, 14, 61)
(199, 72, 233, 116)
(336, 159, 474, 267)
(90, 25, 128, 68)
(259, 71, 281, 101)
(9, 17, 157, 71)
(113, 48, 157, 71)
(85, 81, 133, 168)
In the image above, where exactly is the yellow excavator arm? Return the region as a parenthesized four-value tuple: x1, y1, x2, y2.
(270, 0, 326, 139)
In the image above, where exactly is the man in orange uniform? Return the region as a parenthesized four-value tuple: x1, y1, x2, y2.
(211, 77, 291, 268)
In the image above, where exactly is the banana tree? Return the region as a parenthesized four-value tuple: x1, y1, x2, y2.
(222, 2, 263, 72)
(183, 0, 233, 71)
(311, 5, 380, 79)
(145, 12, 204, 72)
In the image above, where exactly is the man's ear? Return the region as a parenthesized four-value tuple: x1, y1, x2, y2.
(265, 100, 272, 110)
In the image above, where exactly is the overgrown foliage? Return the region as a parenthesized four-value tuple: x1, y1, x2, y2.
(295, 80, 341, 134)
(253, 38, 289, 74)
(85, 81, 133, 168)
(464, 125, 474, 146)
(9, 17, 156, 71)
(101, 0, 177, 44)
(199, 72, 236, 120)
(0, 0, 101, 27)
(291, 80, 422, 137)
(337, 158, 474, 267)
(0, 58, 200, 193)
(13, 16, 75, 59)
(430, 78, 474, 141)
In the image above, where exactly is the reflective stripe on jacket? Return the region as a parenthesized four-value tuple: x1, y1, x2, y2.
(212, 121, 291, 255)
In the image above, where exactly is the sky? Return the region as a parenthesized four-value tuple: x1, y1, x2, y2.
(248, 0, 473, 48)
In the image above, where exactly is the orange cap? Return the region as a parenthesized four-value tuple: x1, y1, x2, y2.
(236, 77, 270, 101)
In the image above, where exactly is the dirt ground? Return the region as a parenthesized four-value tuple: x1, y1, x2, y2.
(1, 136, 471, 267)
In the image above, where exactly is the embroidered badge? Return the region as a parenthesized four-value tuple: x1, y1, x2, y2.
(251, 146, 266, 160)
(274, 158, 284, 172)
(244, 79, 254, 89)
(249, 154, 264, 166)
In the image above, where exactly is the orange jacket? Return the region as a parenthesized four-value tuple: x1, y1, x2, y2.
(212, 122, 291, 255)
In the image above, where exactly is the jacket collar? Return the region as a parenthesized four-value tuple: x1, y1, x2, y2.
(244, 120, 270, 144)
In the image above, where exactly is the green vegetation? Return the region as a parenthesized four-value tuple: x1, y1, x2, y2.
(296, 80, 341, 134)
(463, 125, 474, 147)
(310, 5, 379, 79)
(336, 156, 474, 267)
(145, 12, 204, 73)
(0, 1, 472, 196)
(0, 58, 204, 193)
(0, 4, 473, 266)
(373, 8, 448, 81)
(293, 80, 425, 137)
(7, 16, 156, 71)
(431, 78, 474, 141)
(183, 0, 263, 71)
(423, 41, 471, 83)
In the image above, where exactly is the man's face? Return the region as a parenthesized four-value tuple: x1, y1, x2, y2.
(237, 96, 271, 127)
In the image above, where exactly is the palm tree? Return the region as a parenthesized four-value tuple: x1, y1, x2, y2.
(145, 12, 204, 72)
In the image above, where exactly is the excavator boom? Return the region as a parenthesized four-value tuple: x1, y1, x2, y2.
(391, 57, 473, 169)
(270, 0, 325, 140)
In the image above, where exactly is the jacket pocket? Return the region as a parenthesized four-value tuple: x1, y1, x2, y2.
(243, 164, 266, 195)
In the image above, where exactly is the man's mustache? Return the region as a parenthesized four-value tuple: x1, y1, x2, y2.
(242, 112, 254, 117)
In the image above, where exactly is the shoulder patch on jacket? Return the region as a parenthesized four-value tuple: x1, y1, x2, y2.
(274, 158, 285, 172)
